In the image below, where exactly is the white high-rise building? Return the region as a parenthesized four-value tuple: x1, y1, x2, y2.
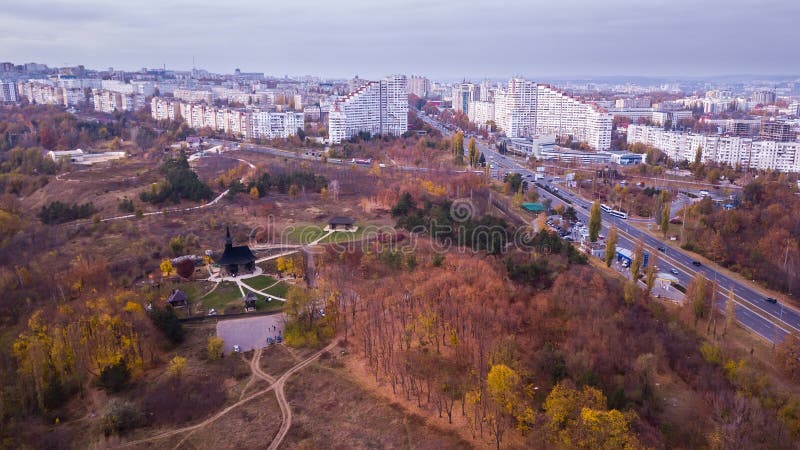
(468, 100, 495, 129)
(92, 89, 144, 113)
(1, 81, 19, 102)
(150, 97, 303, 141)
(494, 78, 537, 138)
(452, 82, 480, 114)
(174, 88, 214, 104)
(150, 98, 182, 121)
(251, 111, 304, 139)
(627, 124, 800, 173)
(328, 74, 407, 144)
(493, 79, 612, 150)
(408, 76, 431, 98)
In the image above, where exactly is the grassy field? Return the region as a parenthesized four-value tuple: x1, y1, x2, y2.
(241, 275, 280, 291)
(199, 281, 245, 314)
(317, 226, 368, 244)
(284, 224, 328, 244)
(283, 223, 374, 244)
(241, 275, 290, 299)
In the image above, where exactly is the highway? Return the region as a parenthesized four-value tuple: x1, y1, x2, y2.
(418, 112, 796, 344)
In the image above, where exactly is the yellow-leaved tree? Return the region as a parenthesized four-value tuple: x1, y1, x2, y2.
(160, 258, 174, 277)
(543, 380, 641, 449)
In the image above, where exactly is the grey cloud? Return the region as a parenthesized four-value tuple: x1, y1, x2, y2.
(0, 0, 798, 78)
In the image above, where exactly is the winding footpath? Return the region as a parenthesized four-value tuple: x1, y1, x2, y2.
(121, 341, 335, 449)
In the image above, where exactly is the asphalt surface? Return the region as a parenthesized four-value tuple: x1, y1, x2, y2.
(216, 314, 286, 352)
(417, 112, 796, 344)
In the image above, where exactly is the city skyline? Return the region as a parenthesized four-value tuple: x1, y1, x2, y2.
(2, 0, 800, 79)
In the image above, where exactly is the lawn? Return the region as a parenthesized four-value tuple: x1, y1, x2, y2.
(241, 275, 281, 291)
(199, 281, 244, 314)
(241, 275, 290, 299)
(283, 224, 328, 244)
(189, 280, 286, 314)
(317, 226, 367, 244)
(262, 282, 289, 299)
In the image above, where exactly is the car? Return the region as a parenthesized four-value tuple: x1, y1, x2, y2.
(233, 345, 241, 353)
(691, 261, 702, 267)
(275, 336, 283, 344)
(657, 246, 666, 252)
(765, 297, 778, 304)
(670, 268, 679, 275)
(208, 308, 217, 316)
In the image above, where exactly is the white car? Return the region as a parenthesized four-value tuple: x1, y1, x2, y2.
(233, 345, 241, 353)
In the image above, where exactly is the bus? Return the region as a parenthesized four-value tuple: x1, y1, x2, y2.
(600, 204, 612, 213)
(608, 210, 628, 219)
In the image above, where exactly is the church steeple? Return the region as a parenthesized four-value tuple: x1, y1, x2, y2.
(225, 225, 233, 249)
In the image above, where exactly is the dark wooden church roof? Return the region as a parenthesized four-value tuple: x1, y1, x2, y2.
(216, 226, 256, 265)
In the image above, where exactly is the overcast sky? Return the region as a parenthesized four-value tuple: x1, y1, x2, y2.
(1, 0, 798, 80)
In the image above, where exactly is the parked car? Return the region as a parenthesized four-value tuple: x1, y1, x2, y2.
(233, 345, 241, 353)
(691, 261, 702, 267)
(765, 297, 778, 304)
(208, 308, 217, 316)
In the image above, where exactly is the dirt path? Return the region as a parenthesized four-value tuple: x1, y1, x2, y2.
(121, 342, 335, 448)
(267, 342, 336, 450)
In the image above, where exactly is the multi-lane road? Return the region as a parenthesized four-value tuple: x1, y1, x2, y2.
(418, 112, 797, 344)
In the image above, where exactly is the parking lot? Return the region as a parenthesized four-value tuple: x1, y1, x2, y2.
(216, 314, 285, 353)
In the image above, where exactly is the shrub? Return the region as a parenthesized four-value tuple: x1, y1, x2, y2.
(169, 236, 185, 256)
(100, 400, 142, 436)
(118, 197, 135, 213)
(207, 337, 224, 360)
(38, 201, 96, 224)
(98, 359, 131, 393)
(149, 306, 184, 345)
(167, 356, 187, 377)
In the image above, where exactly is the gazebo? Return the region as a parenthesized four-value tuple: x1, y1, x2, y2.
(215, 226, 256, 276)
(327, 216, 354, 230)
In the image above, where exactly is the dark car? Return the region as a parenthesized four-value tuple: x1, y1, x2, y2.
(657, 246, 666, 252)
(765, 297, 778, 304)
(691, 261, 702, 267)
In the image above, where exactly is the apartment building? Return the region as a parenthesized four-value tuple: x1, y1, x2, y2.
(328, 75, 407, 144)
(494, 78, 537, 138)
(651, 110, 692, 126)
(151, 97, 302, 140)
(150, 97, 182, 121)
(493, 79, 612, 150)
(627, 124, 800, 172)
(752, 89, 776, 105)
(17, 81, 63, 105)
(174, 88, 214, 103)
(452, 82, 480, 114)
(92, 89, 144, 113)
(251, 111, 304, 139)
(101, 80, 155, 97)
(467, 100, 495, 128)
(615, 97, 651, 108)
(1, 81, 18, 102)
(408, 75, 431, 98)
